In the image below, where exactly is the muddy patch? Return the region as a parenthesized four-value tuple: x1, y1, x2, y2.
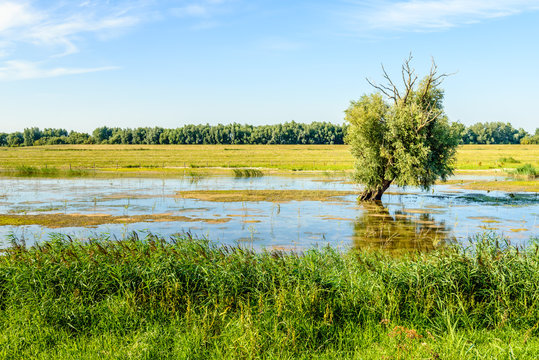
(318, 216, 354, 221)
(176, 190, 359, 202)
(0, 213, 231, 228)
(402, 208, 446, 214)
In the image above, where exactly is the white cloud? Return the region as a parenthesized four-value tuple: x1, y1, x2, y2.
(0, 2, 40, 32)
(0, 60, 118, 80)
(348, 0, 539, 32)
(173, 4, 209, 17)
(0, 0, 236, 80)
(171, 0, 231, 20)
(0, 0, 143, 80)
(0, 1, 142, 56)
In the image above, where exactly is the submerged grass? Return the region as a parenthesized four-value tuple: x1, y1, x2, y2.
(232, 168, 264, 177)
(6, 165, 90, 177)
(0, 213, 231, 227)
(14, 165, 59, 176)
(176, 189, 358, 202)
(0, 232, 538, 358)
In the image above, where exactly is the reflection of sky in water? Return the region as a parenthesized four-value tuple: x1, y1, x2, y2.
(0, 176, 537, 250)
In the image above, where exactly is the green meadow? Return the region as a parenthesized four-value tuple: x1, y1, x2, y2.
(1, 144, 538, 171)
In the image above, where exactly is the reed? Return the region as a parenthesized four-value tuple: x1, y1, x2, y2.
(0, 232, 538, 358)
(512, 163, 538, 179)
(232, 168, 264, 177)
(7, 165, 90, 177)
(13, 165, 59, 176)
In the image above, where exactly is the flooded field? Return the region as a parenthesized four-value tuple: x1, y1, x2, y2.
(0, 175, 537, 251)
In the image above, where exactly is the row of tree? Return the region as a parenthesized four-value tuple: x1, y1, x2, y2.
(1, 122, 346, 146)
(452, 122, 538, 144)
(0, 121, 537, 147)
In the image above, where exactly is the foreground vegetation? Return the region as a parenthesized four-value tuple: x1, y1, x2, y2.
(1, 233, 539, 359)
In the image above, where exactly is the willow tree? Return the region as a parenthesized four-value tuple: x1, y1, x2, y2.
(345, 56, 459, 201)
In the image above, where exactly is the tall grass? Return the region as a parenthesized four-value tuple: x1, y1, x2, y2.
(13, 165, 59, 176)
(1, 232, 539, 358)
(498, 156, 520, 164)
(232, 168, 264, 177)
(512, 163, 538, 179)
(7, 165, 89, 177)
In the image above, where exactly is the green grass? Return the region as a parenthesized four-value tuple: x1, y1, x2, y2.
(512, 163, 538, 179)
(7, 165, 90, 177)
(456, 144, 539, 170)
(13, 165, 60, 176)
(1, 144, 537, 173)
(1, 232, 539, 358)
(232, 168, 264, 177)
(498, 156, 521, 164)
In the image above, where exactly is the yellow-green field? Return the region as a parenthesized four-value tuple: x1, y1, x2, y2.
(455, 144, 539, 170)
(0, 144, 538, 171)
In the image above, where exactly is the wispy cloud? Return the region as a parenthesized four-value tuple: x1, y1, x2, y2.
(346, 0, 539, 33)
(0, 2, 40, 32)
(0, 60, 118, 80)
(170, 0, 233, 29)
(0, 0, 237, 80)
(0, 0, 144, 80)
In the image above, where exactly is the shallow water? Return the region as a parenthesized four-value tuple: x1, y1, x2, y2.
(0, 175, 537, 251)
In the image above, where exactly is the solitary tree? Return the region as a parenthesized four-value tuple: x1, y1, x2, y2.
(345, 56, 459, 201)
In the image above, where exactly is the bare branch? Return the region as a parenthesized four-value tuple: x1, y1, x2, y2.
(366, 77, 396, 103)
(381, 64, 401, 102)
(420, 58, 453, 101)
(367, 55, 453, 109)
(401, 54, 417, 104)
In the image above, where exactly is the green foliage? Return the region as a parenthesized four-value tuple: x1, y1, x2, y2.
(6, 132, 23, 147)
(1, 232, 539, 358)
(18, 128, 90, 146)
(463, 122, 528, 144)
(2, 122, 347, 146)
(345, 59, 459, 199)
(520, 129, 539, 144)
(1, 122, 536, 147)
(23, 127, 41, 146)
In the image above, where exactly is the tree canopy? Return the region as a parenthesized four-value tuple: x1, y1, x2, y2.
(345, 56, 460, 200)
(0, 122, 533, 147)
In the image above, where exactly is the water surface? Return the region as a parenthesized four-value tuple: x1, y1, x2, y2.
(0, 175, 537, 251)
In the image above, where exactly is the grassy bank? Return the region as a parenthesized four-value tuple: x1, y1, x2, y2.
(1, 144, 538, 172)
(1, 233, 539, 359)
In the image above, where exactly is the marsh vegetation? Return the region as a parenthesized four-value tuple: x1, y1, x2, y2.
(1, 232, 539, 358)
(0, 175, 536, 251)
(0, 144, 537, 358)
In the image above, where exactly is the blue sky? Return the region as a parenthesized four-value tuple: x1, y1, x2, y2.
(1, 0, 538, 133)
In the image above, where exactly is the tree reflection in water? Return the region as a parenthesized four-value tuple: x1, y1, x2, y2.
(353, 202, 455, 254)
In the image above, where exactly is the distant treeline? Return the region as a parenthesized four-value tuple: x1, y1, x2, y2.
(453, 122, 539, 145)
(1, 121, 538, 146)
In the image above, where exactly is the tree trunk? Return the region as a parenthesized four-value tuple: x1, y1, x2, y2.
(359, 179, 392, 201)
